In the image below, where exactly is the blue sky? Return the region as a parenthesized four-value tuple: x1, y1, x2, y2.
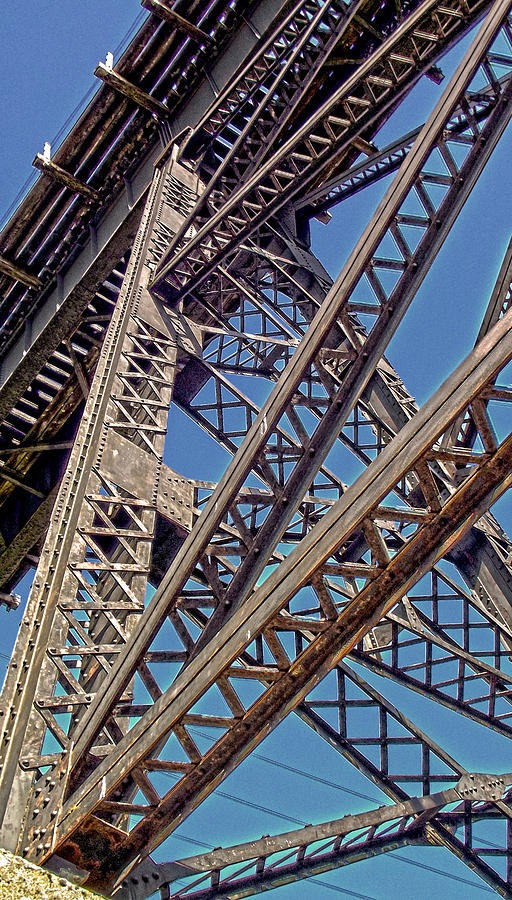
(0, 0, 144, 226)
(1, 3, 512, 899)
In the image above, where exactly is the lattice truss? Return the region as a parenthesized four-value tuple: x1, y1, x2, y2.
(1, 0, 512, 898)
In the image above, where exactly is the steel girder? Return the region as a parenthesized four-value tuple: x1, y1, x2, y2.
(0, 0, 499, 597)
(296, 79, 512, 215)
(66, 0, 512, 775)
(0, 0, 428, 595)
(0, 0, 260, 361)
(1, 0, 512, 897)
(115, 770, 512, 899)
(150, 0, 496, 297)
(48, 300, 512, 885)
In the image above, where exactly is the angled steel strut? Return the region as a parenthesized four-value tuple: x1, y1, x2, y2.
(64, 0, 512, 795)
(114, 771, 512, 899)
(1, 0, 512, 898)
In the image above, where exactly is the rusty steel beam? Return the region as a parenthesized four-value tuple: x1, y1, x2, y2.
(2, 3, 512, 898)
(41, 304, 512, 887)
(66, 1, 512, 777)
(114, 772, 512, 899)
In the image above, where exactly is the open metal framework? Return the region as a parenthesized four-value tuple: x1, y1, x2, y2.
(1, 0, 512, 897)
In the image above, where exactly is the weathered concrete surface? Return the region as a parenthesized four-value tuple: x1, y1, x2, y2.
(0, 849, 97, 899)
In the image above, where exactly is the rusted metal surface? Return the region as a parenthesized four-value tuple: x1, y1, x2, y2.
(47, 302, 512, 886)
(1, 0, 512, 897)
(114, 772, 512, 899)
(63, 0, 512, 784)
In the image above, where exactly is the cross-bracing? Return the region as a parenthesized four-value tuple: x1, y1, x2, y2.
(1, 1, 512, 898)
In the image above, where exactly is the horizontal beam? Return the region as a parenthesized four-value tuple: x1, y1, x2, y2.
(0, 255, 42, 290)
(32, 154, 100, 202)
(94, 62, 170, 118)
(165, 773, 512, 875)
(141, 0, 213, 43)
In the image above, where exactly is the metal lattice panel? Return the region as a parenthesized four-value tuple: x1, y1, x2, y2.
(1, 0, 512, 897)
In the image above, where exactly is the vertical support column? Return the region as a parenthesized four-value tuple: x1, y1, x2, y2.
(0, 148, 199, 853)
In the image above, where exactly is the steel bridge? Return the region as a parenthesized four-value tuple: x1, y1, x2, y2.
(1, 0, 512, 897)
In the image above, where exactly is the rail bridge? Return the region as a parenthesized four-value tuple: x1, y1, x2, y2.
(1, 0, 512, 896)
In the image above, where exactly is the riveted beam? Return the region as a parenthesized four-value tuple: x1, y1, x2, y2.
(70, 0, 512, 768)
(115, 773, 512, 899)
(48, 307, 512, 883)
